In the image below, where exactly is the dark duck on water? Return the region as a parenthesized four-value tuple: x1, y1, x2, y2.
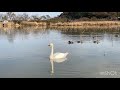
(77, 41, 80, 43)
(77, 41, 83, 43)
(68, 41, 73, 44)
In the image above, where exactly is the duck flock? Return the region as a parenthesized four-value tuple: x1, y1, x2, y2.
(68, 40, 83, 44)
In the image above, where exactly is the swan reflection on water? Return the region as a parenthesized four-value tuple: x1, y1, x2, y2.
(48, 43, 69, 74)
(53, 58, 67, 63)
(50, 58, 68, 75)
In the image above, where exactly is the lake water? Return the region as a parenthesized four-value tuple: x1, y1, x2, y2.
(0, 27, 120, 78)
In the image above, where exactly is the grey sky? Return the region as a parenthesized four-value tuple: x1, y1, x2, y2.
(0, 12, 62, 17)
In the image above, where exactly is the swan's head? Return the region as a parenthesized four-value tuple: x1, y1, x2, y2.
(48, 43, 54, 48)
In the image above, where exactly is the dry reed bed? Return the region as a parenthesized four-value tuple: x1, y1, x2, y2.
(20, 21, 47, 26)
(1, 21, 120, 28)
(50, 21, 120, 26)
(0, 22, 15, 28)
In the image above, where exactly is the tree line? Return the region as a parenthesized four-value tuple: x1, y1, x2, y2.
(0, 12, 51, 23)
(58, 12, 120, 21)
(1, 12, 120, 24)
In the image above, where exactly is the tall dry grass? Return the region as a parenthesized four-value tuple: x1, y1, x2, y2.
(20, 21, 46, 26)
(0, 22, 15, 28)
(50, 21, 120, 27)
(1, 21, 120, 29)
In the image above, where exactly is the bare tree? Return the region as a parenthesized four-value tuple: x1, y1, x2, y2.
(2, 15, 8, 20)
(16, 14, 24, 21)
(6, 12, 16, 21)
(46, 15, 51, 19)
(32, 15, 40, 21)
(11, 13, 16, 20)
(40, 16, 47, 20)
(0, 14, 3, 21)
(22, 13, 29, 21)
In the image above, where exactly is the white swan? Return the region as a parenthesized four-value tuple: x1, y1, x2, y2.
(48, 43, 69, 73)
(48, 43, 68, 60)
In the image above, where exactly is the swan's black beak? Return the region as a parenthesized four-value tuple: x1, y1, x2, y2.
(48, 45, 50, 46)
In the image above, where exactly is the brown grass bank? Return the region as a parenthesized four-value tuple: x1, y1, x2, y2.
(20, 21, 47, 26)
(49, 21, 120, 27)
(0, 21, 47, 28)
(1, 21, 120, 28)
(0, 22, 15, 28)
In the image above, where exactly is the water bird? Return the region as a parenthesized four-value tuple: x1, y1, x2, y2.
(68, 41, 73, 44)
(93, 40, 97, 43)
(77, 41, 83, 44)
(104, 51, 107, 56)
(77, 41, 80, 43)
(93, 40, 99, 44)
(115, 34, 119, 37)
(48, 43, 69, 73)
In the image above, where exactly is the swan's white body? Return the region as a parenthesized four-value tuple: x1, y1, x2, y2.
(53, 58, 67, 63)
(48, 43, 69, 74)
(48, 43, 68, 60)
(50, 52, 68, 60)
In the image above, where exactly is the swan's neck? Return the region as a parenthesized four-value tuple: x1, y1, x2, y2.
(50, 46, 54, 56)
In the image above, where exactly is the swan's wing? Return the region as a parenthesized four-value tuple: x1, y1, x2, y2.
(53, 53, 64, 58)
(54, 58, 67, 63)
(53, 52, 68, 59)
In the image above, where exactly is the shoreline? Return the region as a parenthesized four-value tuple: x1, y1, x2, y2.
(49, 21, 120, 27)
(1, 25, 120, 31)
(1, 21, 120, 28)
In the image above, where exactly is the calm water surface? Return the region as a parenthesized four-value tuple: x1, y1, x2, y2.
(0, 27, 120, 78)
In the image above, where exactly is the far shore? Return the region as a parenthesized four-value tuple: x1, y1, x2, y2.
(1, 21, 120, 28)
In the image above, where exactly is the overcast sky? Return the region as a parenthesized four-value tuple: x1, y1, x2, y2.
(0, 12, 63, 17)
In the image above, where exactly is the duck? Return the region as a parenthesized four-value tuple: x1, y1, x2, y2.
(115, 34, 119, 37)
(48, 43, 69, 73)
(93, 40, 99, 44)
(104, 51, 107, 56)
(77, 41, 80, 43)
(68, 41, 73, 44)
(77, 41, 83, 43)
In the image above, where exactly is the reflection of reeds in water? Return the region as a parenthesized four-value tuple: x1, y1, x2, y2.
(0, 26, 120, 44)
(0, 26, 49, 43)
(19, 26, 47, 30)
(49, 26, 120, 30)
(60, 27, 120, 44)
(49, 26, 120, 33)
